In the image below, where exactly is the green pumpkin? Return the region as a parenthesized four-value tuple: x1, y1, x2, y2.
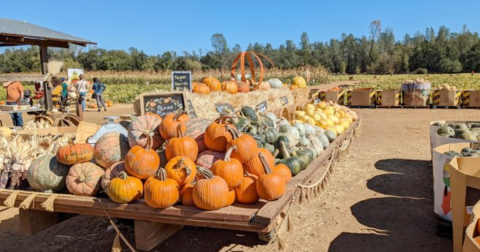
(296, 148, 316, 164)
(264, 143, 275, 154)
(264, 128, 280, 144)
(437, 126, 455, 137)
(293, 151, 310, 170)
(462, 147, 474, 154)
(262, 116, 275, 128)
(275, 136, 291, 158)
(317, 133, 330, 148)
(433, 122, 444, 127)
(241, 106, 258, 122)
(245, 125, 258, 134)
(324, 130, 337, 143)
(455, 123, 469, 131)
(27, 154, 70, 193)
(247, 133, 266, 148)
(455, 129, 471, 138)
(276, 141, 302, 176)
(459, 132, 478, 141)
(234, 117, 251, 131)
(279, 124, 293, 134)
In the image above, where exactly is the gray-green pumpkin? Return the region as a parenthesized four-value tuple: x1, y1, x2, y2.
(459, 132, 478, 141)
(437, 126, 455, 137)
(324, 130, 337, 143)
(27, 154, 70, 193)
(317, 133, 330, 148)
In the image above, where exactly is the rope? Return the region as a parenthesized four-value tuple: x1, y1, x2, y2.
(1, 189, 76, 211)
(261, 194, 296, 252)
(297, 148, 336, 189)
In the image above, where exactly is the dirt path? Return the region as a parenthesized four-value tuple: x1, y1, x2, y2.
(0, 108, 472, 251)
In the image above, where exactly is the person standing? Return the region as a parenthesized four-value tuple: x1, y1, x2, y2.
(92, 77, 107, 112)
(61, 78, 69, 102)
(75, 74, 88, 112)
(2, 81, 24, 127)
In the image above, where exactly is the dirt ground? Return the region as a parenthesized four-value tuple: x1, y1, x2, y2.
(0, 107, 473, 252)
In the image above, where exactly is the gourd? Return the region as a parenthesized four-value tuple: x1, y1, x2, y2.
(204, 115, 235, 152)
(317, 132, 330, 148)
(184, 117, 212, 153)
(165, 124, 199, 161)
(211, 146, 244, 189)
(66, 162, 105, 196)
(159, 111, 187, 140)
(293, 123, 306, 137)
(107, 171, 143, 204)
(244, 148, 276, 177)
(459, 132, 478, 141)
(193, 167, 230, 210)
(195, 150, 226, 169)
(144, 168, 180, 208)
(128, 115, 163, 150)
(27, 154, 70, 193)
(241, 106, 258, 122)
(180, 181, 196, 206)
(235, 173, 259, 204)
(165, 156, 196, 187)
(101, 161, 125, 193)
(324, 130, 337, 143)
(267, 78, 283, 89)
(273, 164, 292, 183)
(227, 127, 259, 163)
(256, 153, 286, 200)
(94, 132, 130, 169)
(276, 142, 302, 176)
(56, 142, 94, 165)
(124, 137, 160, 179)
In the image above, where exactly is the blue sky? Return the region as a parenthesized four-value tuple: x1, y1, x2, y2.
(2, 0, 479, 55)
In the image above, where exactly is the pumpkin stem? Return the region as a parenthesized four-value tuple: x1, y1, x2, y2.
(259, 153, 273, 175)
(145, 135, 154, 151)
(197, 166, 214, 179)
(218, 115, 233, 124)
(176, 157, 191, 176)
(279, 141, 291, 158)
(226, 125, 240, 139)
(155, 168, 167, 181)
(118, 171, 128, 180)
(225, 146, 236, 161)
(173, 110, 186, 121)
(273, 149, 280, 158)
(78, 173, 85, 182)
(176, 124, 184, 138)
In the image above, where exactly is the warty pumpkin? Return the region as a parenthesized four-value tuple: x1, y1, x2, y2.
(165, 156, 196, 187)
(211, 146, 244, 189)
(165, 124, 199, 161)
(102, 161, 126, 193)
(144, 168, 180, 208)
(159, 111, 187, 140)
(192, 167, 230, 210)
(66, 162, 105, 196)
(243, 148, 275, 177)
(235, 172, 259, 204)
(180, 181, 196, 206)
(56, 142, 94, 165)
(94, 132, 130, 169)
(27, 154, 70, 193)
(256, 153, 286, 201)
(107, 171, 143, 204)
(204, 115, 236, 152)
(226, 127, 259, 163)
(125, 136, 160, 179)
(128, 115, 164, 150)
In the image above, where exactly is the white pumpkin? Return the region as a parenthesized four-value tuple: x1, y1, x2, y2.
(267, 78, 283, 89)
(69, 92, 78, 99)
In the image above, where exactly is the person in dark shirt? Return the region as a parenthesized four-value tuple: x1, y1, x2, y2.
(92, 77, 107, 112)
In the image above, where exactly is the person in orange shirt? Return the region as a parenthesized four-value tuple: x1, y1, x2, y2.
(2, 81, 24, 127)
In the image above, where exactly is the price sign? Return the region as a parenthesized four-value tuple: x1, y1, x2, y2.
(215, 103, 235, 114)
(280, 96, 289, 106)
(171, 71, 192, 91)
(256, 100, 268, 113)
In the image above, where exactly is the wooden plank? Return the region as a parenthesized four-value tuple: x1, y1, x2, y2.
(19, 209, 61, 235)
(134, 220, 183, 251)
(253, 119, 358, 226)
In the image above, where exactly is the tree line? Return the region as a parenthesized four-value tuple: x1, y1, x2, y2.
(1, 21, 480, 75)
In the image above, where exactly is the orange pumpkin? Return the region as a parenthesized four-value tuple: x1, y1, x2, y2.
(166, 124, 199, 161)
(94, 132, 130, 169)
(144, 168, 180, 208)
(0, 100, 5, 105)
(273, 164, 292, 184)
(204, 115, 235, 152)
(243, 148, 275, 177)
(222, 81, 238, 94)
(107, 171, 143, 204)
(101, 161, 126, 193)
(192, 83, 211, 95)
(192, 82, 199, 88)
(290, 84, 299, 90)
(56, 142, 94, 165)
(256, 153, 286, 201)
(145, 112, 162, 121)
(253, 81, 271, 91)
(236, 82, 250, 93)
(124, 137, 160, 179)
(66, 162, 105, 196)
(193, 167, 229, 210)
(211, 146, 243, 189)
(159, 111, 187, 140)
(226, 127, 259, 163)
(225, 189, 235, 207)
(235, 172, 259, 204)
(202, 77, 221, 91)
(165, 156, 196, 187)
(180, 181, 196, 206)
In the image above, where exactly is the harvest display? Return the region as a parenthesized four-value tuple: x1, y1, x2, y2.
(435, 122, 480, 142)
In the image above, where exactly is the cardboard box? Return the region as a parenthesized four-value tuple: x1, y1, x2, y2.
(348, 88, 376, 106)
(432, 90, 462, 106)
(463, 90, 480, 107)
(463, 202, 480, 252)
(430, 121, 480, 160)
(377, 90, 401, 106)
(449, 156, 480, 252)
(320, 90, 345, 104)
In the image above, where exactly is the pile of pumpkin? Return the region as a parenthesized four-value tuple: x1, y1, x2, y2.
(192, 76, 307, 95)
(293, 101, 357, 139)
(444, 146, 480, 157)
(435, 122, 480, 142)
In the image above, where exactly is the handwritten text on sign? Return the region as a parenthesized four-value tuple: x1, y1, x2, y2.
(141, 92, 186, 117)
(280, 96, 288, 106)
(171, 71, 192, 91)
(216, 103, 235, 114)
(256, 100, 268, 113)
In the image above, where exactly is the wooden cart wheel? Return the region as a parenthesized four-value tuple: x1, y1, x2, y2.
(33, 115, 54, 126)
(56, 114, 82, 127)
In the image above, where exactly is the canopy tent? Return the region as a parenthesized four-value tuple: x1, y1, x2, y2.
(0, 18, 96, 74)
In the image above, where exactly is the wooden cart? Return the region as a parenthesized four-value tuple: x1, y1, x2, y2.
(0, 118, 361, 251)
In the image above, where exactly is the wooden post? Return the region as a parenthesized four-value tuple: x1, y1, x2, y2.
(19, 209, 61, 235)
(76, 98, 83, 120)
(43, 81, 53, 112)
(134, 220, 183, 251)
(39, 45, 48, 75)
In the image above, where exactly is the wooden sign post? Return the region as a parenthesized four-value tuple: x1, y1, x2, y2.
(171, 71, 192, 91)
(140, 92, 187, 117)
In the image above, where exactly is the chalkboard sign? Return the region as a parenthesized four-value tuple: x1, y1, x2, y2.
(216, 103, 235, 114)
(314, 97, 320, 104)
(186, 99, 197, 118)
(171, 71, 192, 91)
(256, 100, 268, 113)
(280, 96, 288, 106)
(140, 92, 186, 117)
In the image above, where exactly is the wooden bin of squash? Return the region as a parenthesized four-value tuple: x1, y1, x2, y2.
(0, 118, 360, 251)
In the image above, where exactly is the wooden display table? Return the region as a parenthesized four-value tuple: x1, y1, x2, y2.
(0, 118, 361, 251)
